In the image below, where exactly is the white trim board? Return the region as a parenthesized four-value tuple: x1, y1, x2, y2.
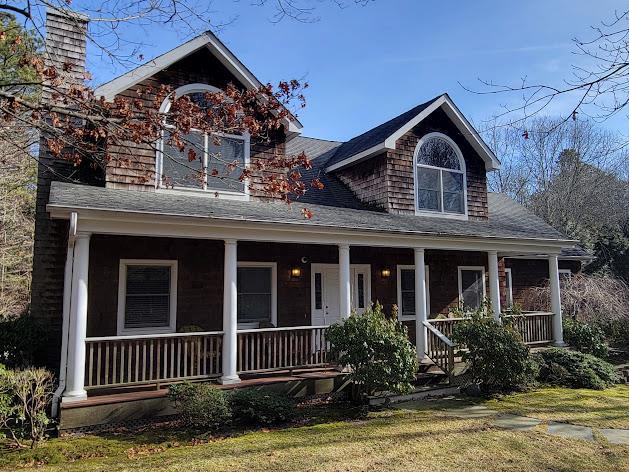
(326, 94, 500, 173)
(117, 259, 178, 336)
(47, 206, 572, 255)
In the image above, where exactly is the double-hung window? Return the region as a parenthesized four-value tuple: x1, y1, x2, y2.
(396, 265, 430, 321)
(237, 262, 277, 327)
(117, 260, 178, 335)
(415, 133, 466, 216)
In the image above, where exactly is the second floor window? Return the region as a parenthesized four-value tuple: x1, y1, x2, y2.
(414, 133, 466, 216)
(157, 85, 249, 195)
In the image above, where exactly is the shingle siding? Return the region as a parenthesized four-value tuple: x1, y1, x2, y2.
(335, 154, 388, 210)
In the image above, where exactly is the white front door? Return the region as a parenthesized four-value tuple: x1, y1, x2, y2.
(311, 264, 371, 325)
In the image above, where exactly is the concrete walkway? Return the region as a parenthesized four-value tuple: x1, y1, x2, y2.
(397, 402, 629, 444)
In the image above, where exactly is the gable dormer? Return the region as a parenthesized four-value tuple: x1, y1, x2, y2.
(95, 32, 302, 196)
(326, 94, 500, 220)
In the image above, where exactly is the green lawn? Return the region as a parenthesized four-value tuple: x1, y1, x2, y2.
(485, 385, 629, 429)
(1, 388, 629, 471)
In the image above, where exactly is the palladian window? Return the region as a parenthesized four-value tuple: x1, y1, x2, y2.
(414, 133, 466, 215)
(157, 84, 249, 195)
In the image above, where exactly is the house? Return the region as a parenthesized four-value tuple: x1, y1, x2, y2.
(31, 10, 591, 426)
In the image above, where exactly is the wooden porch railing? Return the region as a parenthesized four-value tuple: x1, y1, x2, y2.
(423, 320, 455, 378)
(422, 311, 555, 377)
(237, 325, 331, 374)
(84, 331, 223, 389)
(503, 312, 554, 345)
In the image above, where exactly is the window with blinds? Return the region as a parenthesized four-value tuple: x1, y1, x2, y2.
(119, 261, 177, 333)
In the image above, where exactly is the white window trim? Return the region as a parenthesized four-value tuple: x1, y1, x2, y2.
(396, 265, 430, 322)
(156, 83, 251, 200)
(117, 259, 178, 336)
(505, 267, 513, 307)
(457, 265, 486, 308)
(413, 132, 468, 220)
(237, 261, 277, 327)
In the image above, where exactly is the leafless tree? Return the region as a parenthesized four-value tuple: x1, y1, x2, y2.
(482, 117, 629, 241)
(465, 8, 629, 147)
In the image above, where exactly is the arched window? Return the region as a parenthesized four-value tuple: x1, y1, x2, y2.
(414, 132, 466, 216)
(156, 83, 250, 196)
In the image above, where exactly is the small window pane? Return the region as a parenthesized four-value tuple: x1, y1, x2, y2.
(237, 267, 272, 323)
(443, 191, 464, 214)
(314, 272, 323, 310)
(124, 266, 171, 329)
(357, 273, 365, 309)
(161, 130, 205, 188)
(442, 171, 463, 192)
(207, 136, 246, 192)
(400, 269, 415, 317)
(460, 269, 484, 310)
(417, 136, 460, 170)
(416, 167, 440, 190)
(417, 189, 441, 211)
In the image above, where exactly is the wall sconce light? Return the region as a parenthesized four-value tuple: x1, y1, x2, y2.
(381, 268, 391, 278)
(290, 267, 302, 278)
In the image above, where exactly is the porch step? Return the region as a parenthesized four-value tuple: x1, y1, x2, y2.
(368, 385, 460, 406)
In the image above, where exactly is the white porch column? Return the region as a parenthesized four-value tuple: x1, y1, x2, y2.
(220, 239, 241, 384)
(338, 244, 351, 319)
(549, 254, 565, 346)
(414, 248, 427, 361)
(63, 232, 90, 401)
(487, 250, 501, 321)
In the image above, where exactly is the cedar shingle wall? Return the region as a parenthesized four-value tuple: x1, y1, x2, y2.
(505, 259, 582, 310)
(86, 238, 508, 337)
(335, 154, 388, 210)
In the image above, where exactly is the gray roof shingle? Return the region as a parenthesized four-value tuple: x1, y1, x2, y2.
(285, 136, 365, 210)
(48, 181, 572, 243)
(324, 96, 441, 169)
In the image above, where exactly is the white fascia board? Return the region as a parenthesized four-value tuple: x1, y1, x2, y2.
(439, 95, 501, 171)
(47, 205, 570, 254)
(95, 35, 212, 101)
(329, 94, 501, 173)
(94, 31, 303, 131)
(325, 143, 388, 172)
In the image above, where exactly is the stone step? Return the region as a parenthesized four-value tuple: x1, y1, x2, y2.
(368, 385, 460, 406)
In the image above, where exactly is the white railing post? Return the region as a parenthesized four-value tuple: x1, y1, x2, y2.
(338, 244, 351, 319)
(548, 255, 565, 346)
(414, 248, 427, 361)
(63, 232, 90, 401)
(487, 250, 501, 321)
(220, 239, 241, 384)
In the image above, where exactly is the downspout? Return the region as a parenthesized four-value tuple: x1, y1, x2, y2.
(52, 212, 77, 418)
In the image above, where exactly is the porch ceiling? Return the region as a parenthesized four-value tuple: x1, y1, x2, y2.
(47, 182, 574, 253)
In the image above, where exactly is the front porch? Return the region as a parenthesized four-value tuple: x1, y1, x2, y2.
(57, 231, 566, 405)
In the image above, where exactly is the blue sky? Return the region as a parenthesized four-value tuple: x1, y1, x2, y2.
(90, 0, 628, 142)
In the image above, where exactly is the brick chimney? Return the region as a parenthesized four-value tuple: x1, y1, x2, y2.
(30, 8, 90, 368)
